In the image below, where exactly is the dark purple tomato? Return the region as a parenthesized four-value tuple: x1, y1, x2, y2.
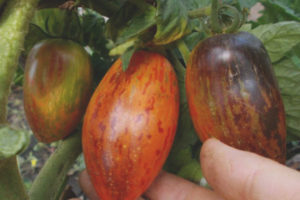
(186, 32, 286, 163)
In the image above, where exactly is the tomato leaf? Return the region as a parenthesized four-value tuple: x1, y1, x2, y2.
(273, 55, 300, 139)
(121, 46, 136, 71)
(237, 0, 258, 9)
(0, 126, 30, 160)
(79, 8, 108, 55)
(24, 24, 50, 53)
(154, 0, 192, 45)
(249, 21, 300, 62)
(257, 0, 300, 24)
(106, 2, 156, 45)
(31, 8, 81, 39)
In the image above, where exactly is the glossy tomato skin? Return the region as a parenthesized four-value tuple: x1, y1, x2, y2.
(82, 51, 179, 200)
(186, 32, 286, 163)
(24, 39, 93, 143)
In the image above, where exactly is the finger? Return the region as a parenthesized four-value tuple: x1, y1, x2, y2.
(143, 171, 223, 200)
(200, 138, 300, 200)
(79, 170, 146, 200)
(79, 170, 99, 200)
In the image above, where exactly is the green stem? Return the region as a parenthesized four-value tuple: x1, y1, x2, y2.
(221, 5, 241, 33)
(0, 156, 29, 200)
(188, 6, 211, 19)
(176, 40, 190, 66)
(0, 0, 39, 122)
(168, 50, 186, 78)
(0, 1, 38, 199)
(29, 131, 82, 200)
(210, 0, 222, 33)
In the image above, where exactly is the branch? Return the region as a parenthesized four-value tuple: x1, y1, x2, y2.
(0, 0, 39, 122)
(29, 131, 82, 200)
(0, 156, 29, 200)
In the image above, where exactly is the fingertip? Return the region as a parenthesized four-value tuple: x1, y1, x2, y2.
(78, 169, 99, 200)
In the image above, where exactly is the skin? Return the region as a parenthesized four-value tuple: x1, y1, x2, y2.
(75, 138, 300, 200)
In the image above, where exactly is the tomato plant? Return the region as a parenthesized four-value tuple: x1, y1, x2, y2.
(0, 0, 299, 200)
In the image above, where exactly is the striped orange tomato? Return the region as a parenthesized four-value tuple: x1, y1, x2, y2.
(82, 51, 179, 200)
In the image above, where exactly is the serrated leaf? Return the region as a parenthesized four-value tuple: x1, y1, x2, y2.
(239, 23, 252, 32)
(24, 24, 50, 54)
(0, 125, 30, 160)
(257, 0, 300, 24)
(177, 160, 203, 182)
(238, 0, 258, 9)
(249, 21, 300, 62)
(154, 0, 192, 45)
(274, 57, 300, 139)
(121, 46, 136, 71)
(31, 8, 81, 39)
(106, 2, 156, 45)
(79, 8, 109, 55)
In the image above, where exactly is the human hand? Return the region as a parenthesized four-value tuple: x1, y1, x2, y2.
(76, 138, 300, 200)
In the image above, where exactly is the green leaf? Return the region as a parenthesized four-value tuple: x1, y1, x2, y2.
(24, 24, 50, 53)
(31, 8, 81, 39)
(239, 23, 252, 32)
(106, 1, 156, 45)
(0, 125, 30, 160)
(257, 0, 300, 24)
(238, 0, 258, 9)
(79, 8, 109, 55)
(177, 160, 203, 182)
(154, 0, 192, 45)
(274, 56, 300, 139)
(249, 21, 300, 62)
(121, 46, 136, 71)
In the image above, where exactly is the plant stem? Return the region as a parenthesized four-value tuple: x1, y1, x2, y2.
(188, 6, 211, 19)
(29, 131, 82, 200)
(0, 0, 39, 123)
(210, 0, 222, 33)
(0, 156, 29, 200)
(176, 40, 191, 66)
(0, 1, 38, 199)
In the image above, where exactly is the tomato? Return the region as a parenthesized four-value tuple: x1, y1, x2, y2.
(82, 51, 179, 200)
(23, 39, 93, 143)
(186, 32, 286, 163)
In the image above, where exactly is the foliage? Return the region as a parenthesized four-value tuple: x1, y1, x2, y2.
(0, 0, 300, 199)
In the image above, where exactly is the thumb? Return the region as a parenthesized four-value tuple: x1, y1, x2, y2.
(200, 138, 300, 200)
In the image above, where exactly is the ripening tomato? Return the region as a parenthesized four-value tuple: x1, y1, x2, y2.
(24, 39, 93, 143)
(186, 32, 286, 163)
(82, 51, 179, 200)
